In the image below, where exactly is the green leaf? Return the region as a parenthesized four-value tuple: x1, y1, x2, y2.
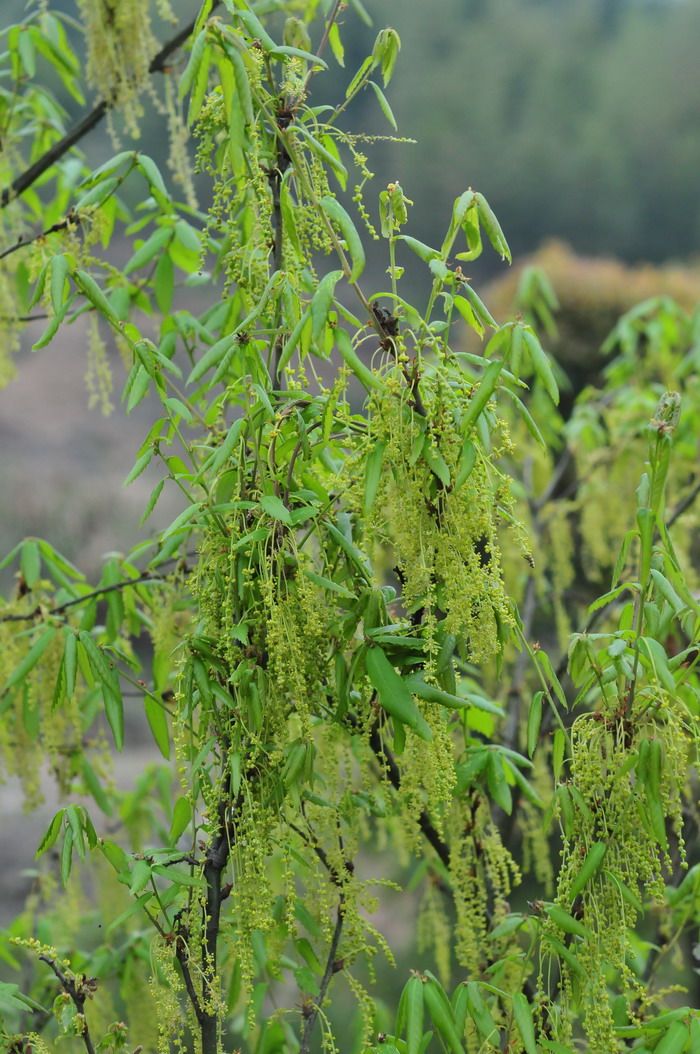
(145, 694, 170, 758)
(334, 327, 382, 391)
(178, 27, 208, 98)
(486, 753, 512, 813)
(270, 45, 327, 68)
(3, 627, 56, 693)
(136, 154, 170, 208)
(328, 22, 345, 66)
(74, 269, 119, 324)
(260, 494, 292, 525)
(404, 673, 503, 716)
(458, 284, 497, 329)
(64, 632, 77, 698)
(123, 450, 154, 487)
(365, 647, 433, 742)
(345, 55, 375, 98)
(400, 235, 441, 264)
(129, 859, 152, 896)
(36, 809, 66, 858)
(368, 80, 397, 129)
(523, 327, 559, 404)
(50, 254, 70, 314)
(526, 691, 543, 757)
(60, 826, 73, 887)
(460, 359, 505, 434)
(124, 226, 173, 274)
(78, 632, 124, 750)
(320, 196, 365, 281)
(20, 539, 41, 588)
(188, 334, 236, 385)
(475, 192, 511, 262)
(169, 797, 192, 844)
(311, 269, 343, 341)
(302, 570, 357, 599)
(364, 440, 386, 516)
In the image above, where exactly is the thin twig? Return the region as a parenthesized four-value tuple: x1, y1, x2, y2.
(0, 571, 163, 623)
(666, 477, 700, 529)
(0, 212, 79, 261)
(302, 0, 345, 94)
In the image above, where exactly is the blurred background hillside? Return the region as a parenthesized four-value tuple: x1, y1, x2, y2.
(2, 0, 700, 576)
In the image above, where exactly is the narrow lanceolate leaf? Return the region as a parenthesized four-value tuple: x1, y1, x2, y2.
(78, 631, 124, 750)
(259, 494, 292, 525)
(302, 570, 357, 600)
(187, 334, 236, 384)
(20, 539, 41, 588)
(74, 269, 120, 324)
(169, 797, 192, 844)
(465, 982, 499, 1047)
(368, 79, 397, 129)
(403, 673, 502, 715)
(568, 841, 607, 901)
(365, 647, 433, 742)
(523, 327, 559, 404)
(145, 694, 170, 759)
(404, 976, 425, 1054)
(475, 192, 511, 262)
(544, 904, 594, 941)
(36, 809, 66, 858)
(334, 328, 383, 391)
(50, 254, 70, 313)
(460, 359, 505, 434)
(400, 235, 441, 264)
(512, 993, 538, 1054)
(320, 196, 365, 281)
(63, 632, 77, 698)
(423, 974, 465, 1054)
(3, 628, 56, 693)
(311, 269, 343, 341)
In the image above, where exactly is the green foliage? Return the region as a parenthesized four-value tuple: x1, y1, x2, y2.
(1, 4, 700, 1054)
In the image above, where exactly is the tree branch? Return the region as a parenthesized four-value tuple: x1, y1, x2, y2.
(1, 5, 221, 209)
(0, 212, 80, 261)
(0, 570, 163, 623)
(38, 955, 97, 1054)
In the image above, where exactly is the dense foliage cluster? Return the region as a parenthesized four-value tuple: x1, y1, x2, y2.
(1, 3, 700, 1054)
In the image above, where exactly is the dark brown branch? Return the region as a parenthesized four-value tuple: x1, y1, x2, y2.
(0, 212, 79, 261)
(38, 955, 97, 1054)
(174, 931, 205, 1026)
(1, 5, 221, 209)
(0, 571, 162, 623)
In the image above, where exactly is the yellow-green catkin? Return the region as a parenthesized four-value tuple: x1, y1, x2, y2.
(361, 369, 516, 663)
(76, 0, 175, 139)
(85, 314, 114, 415)
(548, 699, 691, 1049)
(417, 876, 451, 985)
